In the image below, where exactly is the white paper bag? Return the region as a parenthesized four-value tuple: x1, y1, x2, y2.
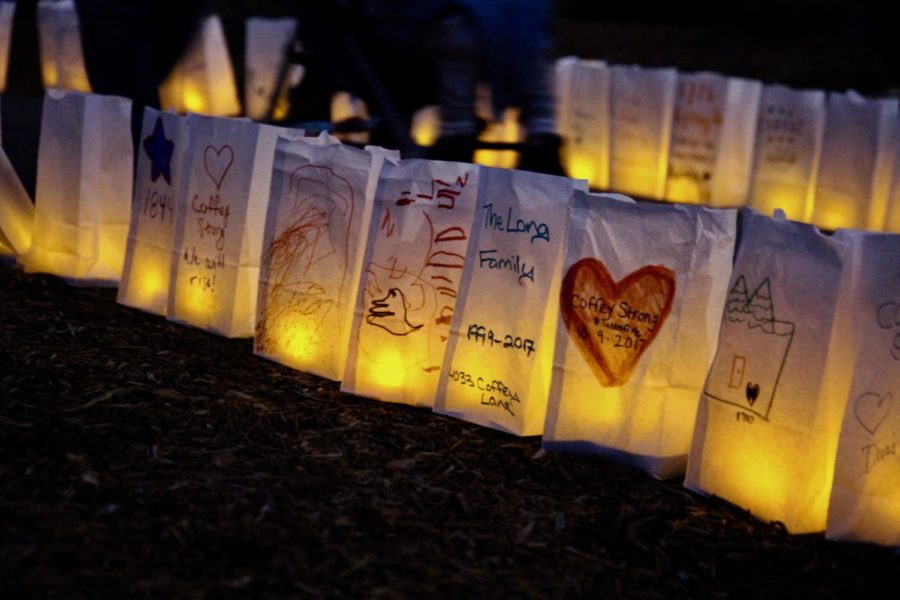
(117, 108, 191, 315)
(558, 59, 610, 189)
(608, 65, 677, 199)
(543, 193, 737, 478)
(811, 91, 898, 230)
(664, 72, 761, 206)
(168, 115, 302, 337)
(747, 85, 826, 221)
(685, 209, 852, 533)
(159, 14, 241, 116)
(885, 118, 900, 233)
(36, 0, 91, 91)
(0, 144, 34, 263)
(255, 136, 393, 380)
(0, 1, 16, 92)
(342, 159, 480, 407)
(433, 168, 587, 435)
(244, 17, 299, 121)
(25, 90, 133, 285)
(825, 231, 900, 545)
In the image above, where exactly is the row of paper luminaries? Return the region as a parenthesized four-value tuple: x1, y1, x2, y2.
(0, 89, 898, 546)
(555, 58, 900, 232)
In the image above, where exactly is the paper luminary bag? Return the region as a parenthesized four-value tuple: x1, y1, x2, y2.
(117, 108, 190, 315)
(168, 115, 303, 337)
(342, 159, 480, 407)
(664, 72, 762, 206)
(159, 14, 241, 117)
(542, 193, 737, 478)
(244, 17, 299, 121)
(810, 92, 898, 231)
(747, 85, 826, 222)
(556, 59, 611, 189)
(608, 65, 677, 199)
(884, 120, 900, 233)
(685, 209, 853, 533)
(36, 0, 91, 91)
(24, 90, 133, 285)
(0, 1, 15, 91)
(433, 168, 588, 436)
(0, 144, 35, 264)
(254, 136, 396, 380)
(826, 232, 900, 545)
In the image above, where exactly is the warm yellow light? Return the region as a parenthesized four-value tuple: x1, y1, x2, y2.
(664, 178, 703, 205)
(368, 347, 407, 390)
(475, 108, 521, 169)
(411, 106, 441, 147)
(183, 88, 207, 114)
(566, 155, 596, 186)
(814, 208, 854, 231)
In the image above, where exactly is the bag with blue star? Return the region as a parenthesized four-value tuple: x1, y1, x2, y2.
(117, 107, 190, 315)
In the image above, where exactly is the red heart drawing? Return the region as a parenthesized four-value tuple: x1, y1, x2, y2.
(854, 392, 893, 435)
(560, 258, 675, 387)
(204, 144, 234, 190)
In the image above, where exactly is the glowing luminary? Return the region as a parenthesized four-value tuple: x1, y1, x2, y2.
(686, 210, 853, 533)
(36, 0, 91, 92)
(664, 72, 761, 206)
(244, 17, 299, 121)
(884, 122, 900, 233)
(609, 65, 677, 199)
(159, 15, 241, 117)
(342, 159, 480, 407)
(433, 168, 587, 436)
(410, 105, 441, 148)
(747, 85, 826, 222)
(255, 136, 392, 380)
(826, 231, 900, 546)
(543, 194, 737, 478)
(0, 145, 34, 261)
(556, 58, 610, 189)
(117, 108, 190, 315)
(168, 115, 303, 337)
(24, 90, 133, 285)
(0, 1, 15, 92)
(810, 92, 898, 230)
(331, 92, 369, 145)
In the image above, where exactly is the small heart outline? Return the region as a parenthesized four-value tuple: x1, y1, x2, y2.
(204, 144, 234, 190)
(854, 392, 893, 435)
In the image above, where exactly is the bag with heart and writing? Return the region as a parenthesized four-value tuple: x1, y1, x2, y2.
(685, 209, 853, 533)
(825, 231, 900, 545)
(810, 92, 898, 231)
(608, 64, 677, 200)
(556, 58, 610, 189)
(255, 134, 396, 380)
(117, 108, 191, 315)
(36, 0, 91, 91)
(746, 84, 826, 222)
(342, 159, 480, 407)
(542, 192, 737, 478)
(167, 114, 303, 337)
(158, 14, 240, 116)
(24, 90, 133, 285)
(664, 72, 761, 206)
(433, 168, 588, 436)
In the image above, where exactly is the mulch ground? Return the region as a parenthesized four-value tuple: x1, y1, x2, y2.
(1, 263, 898, 598)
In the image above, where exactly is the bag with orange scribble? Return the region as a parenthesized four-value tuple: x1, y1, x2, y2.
(543, 191, 737, 478)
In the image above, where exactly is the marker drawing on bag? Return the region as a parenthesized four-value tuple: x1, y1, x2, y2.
(256, 164, 356, 355)
(703, 275, 795, 421)
(876, 300, 900, 360)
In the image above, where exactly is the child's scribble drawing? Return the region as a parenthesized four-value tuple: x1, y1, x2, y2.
(704, 275, 795, 420)
(256, 165, 355, 356)
(366, 287, 424, 336)
(560, 258, 676, 387)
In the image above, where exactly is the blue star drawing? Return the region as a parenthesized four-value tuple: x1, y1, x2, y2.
(143, 116, 174, 185)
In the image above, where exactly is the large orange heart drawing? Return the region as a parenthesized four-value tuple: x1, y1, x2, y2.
(560, 258, 676, 387)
